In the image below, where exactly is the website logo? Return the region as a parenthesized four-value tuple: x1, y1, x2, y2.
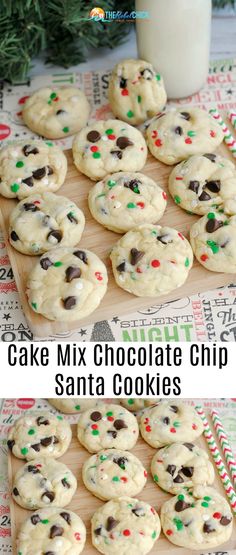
(90, 7, 105, 20)
(88, 7, 149, 22)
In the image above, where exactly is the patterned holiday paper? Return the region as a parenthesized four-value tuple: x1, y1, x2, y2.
(0, 397, 236, 554)
(0, 58, 236, 341)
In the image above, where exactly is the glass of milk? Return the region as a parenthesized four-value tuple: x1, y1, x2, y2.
(135, 0, 212, 99)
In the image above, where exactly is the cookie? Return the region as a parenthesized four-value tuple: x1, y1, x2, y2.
(72, 119, 147, 180)
(161, 486, 233, 550)
(77, 404, 139, 453)
(9, 192, 85, 255)
(169, 153, 236, 215)
(190, 211, 236, 273)
(0, 140, 67, 199)
(22, 86, 90, 139)
(82, 449, 147, 500)
(17, 507, 86, 555)
(146, 108, 223, 165)
(110, 224, 193, 297)
(139, 401, 203, 448)
(120, 399, 159, 412)
(88, 172, 167, 233)
(108, 58, 167, 125)
(12, 457, 77, 509)
(91, 496, 160, 555)
(7, 412, 72, 460)
(27, 247, 108, 321)
(48, 398, 99, 414)
(151, 442, 214, 494)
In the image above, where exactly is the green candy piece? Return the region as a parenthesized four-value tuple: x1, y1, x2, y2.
(206, 240, 219, 254)
(174, 195, 181, 205)
(152, 531, 157, 539)
(178, 494, 185, 500)
(28, 429, 35, 435)
(96, 193, 106, 199)
(173, 518, 183, 531)
(41, 519, 49, 524)
(204, 496, 211, 501)
(127, 202, 136, 209)
(106, 411, 113, 416)
(130, 272, 136, 280)
(54, 261, 63, 267)
(153, 474, 159, 482)
(156, 74, 161, 81)
(127, 110, 134, 118)
(173, 421, 180, 427)
(63, 126, 69, 133)
(57, 415, 63, 420)
(50, 92, 57, 99)
(93, 152, 101, 159)
(48, 100, 52, 105)
(151, 230, 157, 236)
(185, 258, 190, 268)
(21, 447, 28, 455)
(201, 501, 209, 508)
(187, 130, 196, 137)
(107, 180, 116, 188)
(128, 399, 134, 405)
(223, 220, 229, 226)
(11, 183, 20, 193)
(45, 141, 53, 147)
(112, 476, 119, 482)
(128, 503, 133, 508)
(207, 212, 215, 219)
(137, 95, 142, 103)
(105, 128, 114, 135)
(16, 161, 24, 168)
(31, 302, 37, 310)
(92, 429, 99, 436)
(100, 455, 108, 461)
(75, 405, 81, 411)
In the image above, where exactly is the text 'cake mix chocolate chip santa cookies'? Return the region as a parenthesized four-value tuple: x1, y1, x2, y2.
(77, 404, 139, 453)
(9, 192, 85, 255)
(47, 398, 99, 414)
(27, 247, 108, 321)
(82, 449, 147, 500)
(91, 497, 160, 555)
(161, 486, 233, 550)
(22, 86, 90, 139)
(146, 108, 224, 165)
(190, 211, 236, 272)
(7, 413, 72, 460)
(169, 153, 236, 215)
(17, 507, 86, 555)
(0, 140, 67, 199)
(72, 119, 147, 180)
(88, 172, 167, 233)
(110, 224, 193, 297)
(139, 401, 203, 448)
(12, 457, 77, 510)
(108, 58, 167, 125)
(151, 442, 214, 494)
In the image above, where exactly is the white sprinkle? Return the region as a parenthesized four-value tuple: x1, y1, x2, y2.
(191, 200, 198, 207)
(76, 282, 83, 290)
(25, 419, 33, 425)
(42, 178, 49, 185)
(202, 514, 210, 521)
(54, 539, 63, 548)
(101, 135, 108, 141)
(113, 201, 121, 209)
(101, 474, 108, 480)
(119, 275, 125, 282)
(10, 150, 20, 158)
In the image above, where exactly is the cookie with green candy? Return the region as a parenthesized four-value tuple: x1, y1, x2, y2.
(47, 398, 100, 414)
(190, 211, 236, 272)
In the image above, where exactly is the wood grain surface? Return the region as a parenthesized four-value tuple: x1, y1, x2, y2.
(0, 142, 235, 337)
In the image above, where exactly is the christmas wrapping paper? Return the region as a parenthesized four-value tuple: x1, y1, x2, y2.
(0, 58, 236, 341)
(0, 397, 236, 554)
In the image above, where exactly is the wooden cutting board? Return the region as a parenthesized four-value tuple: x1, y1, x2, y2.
(9, 419, 236, 555)
(0, 143, 235, 337)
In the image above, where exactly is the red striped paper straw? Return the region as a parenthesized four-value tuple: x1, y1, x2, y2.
(195, 405, 236, 515)
(211, 410, 236, 488)
(209, 108, 236, 158)
(228, 110, 236, 130)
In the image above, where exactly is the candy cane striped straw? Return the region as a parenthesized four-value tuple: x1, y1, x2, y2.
(209, 108, 236, 157)
(211, 409, 236, 487)
(228, 110, 236, 130)
(195, 405, 236, 515)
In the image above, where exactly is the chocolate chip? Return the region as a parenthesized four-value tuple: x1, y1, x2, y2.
(61, 478, 70, 489)
(130, 248, 144, 266)
(37, 417, 50, 426)
(47, 230, 62, 243)
(32, 167, 46, 180)
(23, 202, 39, 212)
(40, 437, 53, 447)
(114, 419, 128, 430)
(180, 111, 191, 120)
(56, 109, 66, 115)
(203, 153, 217, 162)
(87, 130, 101, 143)
(132, 506, 145, 517)
(119, 77, 127, 89)
(116, 137, 133, 150)
(106, 516, 119, 531)
(13, 487, 19, 496)
(23, 144, 39, 156)
(181, 466, 194, 477)
(113, 456, 128, 468)
(63, 296, 77, 310)
(124, 179, 141, 194)
(31, 443, 41, 452)
(27, 465, 40, 474)
(22, 176, 34, 187)
(166, 464, 176, 476)
(163, 417, 170, 425)
(42, 491, 55, 503)
(50, 525, 64, 539)
(65, 266, 81, 282)
(116, 262, 126, 272)
(10, 231, 19, 241)
(157, 234, 173, 244)
(140, 68, 153, 80)
(203, 522, 216, 534)
(188, 180, 200, 194)
(40, 257, 53, 270)
(220, 239, 229, 248)
(206, 219, 223, 233)
(175, 126, 183, 135)
(198, 191, 211, 201)
(73, 250, 88, 264)
(47, 166, 54, 175)
(90, 411, 102, 422)
(183, 442, 194, 451)
(111, 150, 122, 159)
(53, 436, 59, 444)
(31, 514, 41, 525)
(206, 180, 221, 193)
(44, 552, 55, 555)
(94, 526, 103, 536)
(60, 512, 71, 525)
(67, 213, 78, 224)
(175, 500, 191, 512)
(170, 405, 178, 413)
(220, 516, 232, 526)
(184, 520, 193, 527)
(173, 474, 184, 483)
(7, 439, 15, 451)
(107, 430, 117, 438)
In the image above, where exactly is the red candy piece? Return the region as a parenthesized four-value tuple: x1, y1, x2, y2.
(123, 529, 131, 536)
(136, 267, 143, 273)
(137, 202, 145, 209)
(54, 96, 59, 102)
(185, 137, 192, 144)
(35, 464, 42, 468)
(213, 512, 221, 519)
(178, 232, 184, 241)
(144, 470, 148, 477)
(90, 145, 98, 152)
(200, 254, 208, 262)
(144, 417, 149, 424)
(95, 271, 103, 281)
(34, 201, 41, 205)
(108, 134, 116, 140)
(162, 191, 167, 200)
(192, 423, 197, 430)
(122, 89, 129, 96)
(74, 533, 81, 541)
(91, 424, 98, 430)
(150, 507, 156, 514)
(146, 425, 152, 432)
(121, 476, 128, 482)
(155, 138, 163, 147)
(175, 176, 183, 181)
(157, 459, 163, 463)
(170, 427, 176, 433)
(18, 95, 30, 105)
(166, 530, 173, 536)
(151, 259, 160, 268)
(210, 130, 216, 138)
(151, 130, 158, 139)
(107, 416, 114, 422)
(17, 111, 22, 117)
